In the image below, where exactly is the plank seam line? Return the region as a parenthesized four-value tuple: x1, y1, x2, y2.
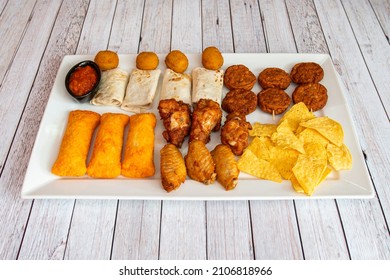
(0, 0, 10, 17)
(334, 200, 352, 260)
(283, 0, 299, 53)
(256, 0, 269, 53)
(292, 201, 305, 260)
(109, 200, 120, 260)
(62, 200, 77, 260)
(75, 0, 92, 54)
(16, 200, 35, 260)
(106, 0, 119, 50)
(0, 0, 62, 180)
(367, 0, 390, 44)
(228, 0, 235, 53)
(0, 0, 38, 99)
(169, 0, 174, 51)
(205, 201, 208, 260)
(157, 201, 163, 260)
(136, 0, 147, 53)
(248, 201, 256, 260)
(339, 0, 389, 120)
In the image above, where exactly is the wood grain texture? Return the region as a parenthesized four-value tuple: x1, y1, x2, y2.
(314, 0, 390, 259)
(0, 0, 63, 260)
(109, 0, 145, 54)
(201, 0, 234, 52)
(111, 201, 160, 259)
(12, 0, 89, 260)
(250, 201, 303, 259)
(17, 200, 74, 260)
(64, 200, 117, 260)
(202, 0, 253, 260)
(159, 201, 207, 259)
(284, 0, 350, 260)
(207, 201, 254, 259)
(229, 0, 266, 53)
(0, 0, 36, 83)
(369, 0, 390, 43)
(0, 0, 61, 175)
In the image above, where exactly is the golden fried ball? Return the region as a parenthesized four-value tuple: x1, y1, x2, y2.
(94, 50, 119, 71)
(136, 52, 159, 70)
(202, 46, 224, 70)
(165, 50, 189, 73)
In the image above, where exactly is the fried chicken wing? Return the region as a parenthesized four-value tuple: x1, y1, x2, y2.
(211, 144, 240, 191)
(158, 99, 191, 148)
(160, 144, 187, 192)
(221, 112, 252, 156)
(185, 140, 216, 184)
(189, 98, 222, 143)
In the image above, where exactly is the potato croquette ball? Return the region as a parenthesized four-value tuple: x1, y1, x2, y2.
(94, 50, 119, 71)
(136, 52, 159, 70)
(202, 46, 224, 70)
(165, 50, 189, 73)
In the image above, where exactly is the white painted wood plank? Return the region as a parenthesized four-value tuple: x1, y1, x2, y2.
(13, 0, 90, 260)
(229, 0, 266, 53)
(0, 0, 63, 260)
(341, 0, 390, 226)
(284, 0, 350, 260)
(369, 0, 390, 42)
(64, 200, 117, 260)
(17, 200, 74, 260)
(342, 0, 390, 115)
(107, 0, 161, 260)
(158, 0, 207, 260)
(201, 0, 253, 260)
(0, 0, 36, 83)
(138, 0, 172, 53)
(159, 201, 207, 259)
(109, 0, 144, 54)
(62, 0, 119, 260)
(314, 0, 390, 259)
(111, 201, 160, 259)
(250, 201, 303, 259)
(0, 0, 61, 174)
(207, 201, 254, 259)
(201, 0, 234, 52)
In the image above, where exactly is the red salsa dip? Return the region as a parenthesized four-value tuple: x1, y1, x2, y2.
(68, 65, 98, 96)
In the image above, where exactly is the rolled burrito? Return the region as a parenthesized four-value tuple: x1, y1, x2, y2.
(52, 110, 100, 176)
(121, 69, 161, 113)
(87, 113, 129, 178)
(191, 67, 224, 105)
(91, 68, 129, 106)
(160, 69, 191, 104)
(121, 113, 156, 178)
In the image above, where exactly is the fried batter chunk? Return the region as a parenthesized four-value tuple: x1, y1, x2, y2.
(258, 88, 291, 115)
(158, 99, 191, 148)
(290, 62, 324, 84)
(292, 83, 328, 111)
(221, 112, 252, 156)
(224, 64, 256, 90)
(189, 99, 222, 144)
(185, 140, 216, 185)
(221, 88, 257, 115)
(258, 67, 291, 89)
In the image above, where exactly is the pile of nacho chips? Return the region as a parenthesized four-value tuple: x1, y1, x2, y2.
(237, 102, 352, 196)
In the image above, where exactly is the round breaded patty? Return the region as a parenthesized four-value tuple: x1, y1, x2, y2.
(224, 64, 256, 90)
(258, 67, 291, 89)
(258, 88, 291, 115)
(292, 83, 328, 111)
(290, 62, 324, 84)
(222, 89, 257, 115)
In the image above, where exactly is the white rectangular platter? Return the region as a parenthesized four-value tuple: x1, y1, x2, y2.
(21, 53, 374, 200)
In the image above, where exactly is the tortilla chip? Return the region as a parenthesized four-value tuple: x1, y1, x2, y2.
(269, 145, 299, 180)
(249, 123, 277, 137)
(300, 117, 344, 147)
(279, 102, 315, 132)
(327, 143, 352, 170)
(297, 128, 329, 147)
(271, 120, 305, 154)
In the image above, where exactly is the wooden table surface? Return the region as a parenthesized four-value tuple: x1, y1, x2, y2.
(0, 0, 389, 260)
